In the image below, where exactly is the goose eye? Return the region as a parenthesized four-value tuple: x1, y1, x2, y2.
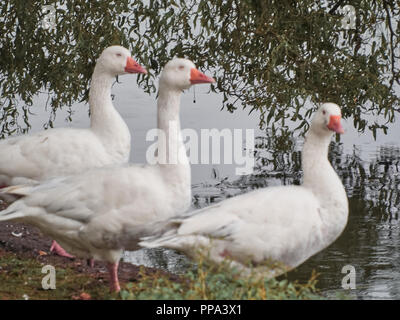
(322, 110, 326, 115)
(178, 65, 185, 70)
(116, 53, 122, 57)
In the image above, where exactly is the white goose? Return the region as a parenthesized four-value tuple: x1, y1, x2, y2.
(140, 103, 349, 278)
(0, 58, 215, 292)
(0, 45, 146, 257)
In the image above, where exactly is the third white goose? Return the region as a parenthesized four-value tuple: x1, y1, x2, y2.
(140, 103, 349, 278)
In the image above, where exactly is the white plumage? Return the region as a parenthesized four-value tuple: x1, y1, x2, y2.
(140, 103, 349, 278)
(0, 45, 146, 187)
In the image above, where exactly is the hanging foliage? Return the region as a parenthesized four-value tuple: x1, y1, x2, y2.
(0, 0, 399, 137)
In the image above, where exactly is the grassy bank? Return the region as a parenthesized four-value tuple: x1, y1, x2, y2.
(0, 249, 115, 299)
(0, 248, 322, 300)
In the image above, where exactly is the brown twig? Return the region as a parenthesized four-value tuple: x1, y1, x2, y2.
(383, 0, 399, 87)
(328, 0, 345, 15)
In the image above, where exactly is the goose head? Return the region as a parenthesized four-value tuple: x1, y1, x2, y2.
(310, 103, 344, 136)
(160, 58, 215, 91)
(97, 45, 147, 76)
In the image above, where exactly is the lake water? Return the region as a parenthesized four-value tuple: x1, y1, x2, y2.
(19, 74, 400, 299)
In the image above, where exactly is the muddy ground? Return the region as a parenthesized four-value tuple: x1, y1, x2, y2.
(0, 205, 181, 299)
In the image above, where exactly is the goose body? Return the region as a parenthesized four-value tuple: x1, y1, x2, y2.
(0, 58, 215, 291)
(140, 103, 349, 277)
(0, 127, 126, 186)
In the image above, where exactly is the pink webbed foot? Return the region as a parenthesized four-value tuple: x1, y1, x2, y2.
(107, 262, 121, 292)
(50, 240, 74, 259)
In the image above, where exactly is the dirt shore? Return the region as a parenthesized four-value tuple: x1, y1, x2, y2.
(0, 218, 180, 299)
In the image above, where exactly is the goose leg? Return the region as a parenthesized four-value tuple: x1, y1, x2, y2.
(107, 262, 121, 292)
(50, 240, 74, 259)
(87, 258, 95, 268)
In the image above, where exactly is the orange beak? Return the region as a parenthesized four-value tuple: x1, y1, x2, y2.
(190, 68, 215, 84)
(327, 115, 344, 134)
(125, 57, 147, 74)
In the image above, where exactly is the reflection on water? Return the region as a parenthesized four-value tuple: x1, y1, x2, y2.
(122, 248, 191, 275)
(290, 143, 400, 299)
(124, 128, 400, 299)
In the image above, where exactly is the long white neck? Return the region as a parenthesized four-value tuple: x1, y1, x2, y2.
(302, 129, 348, 244)
(156, 83, 191, 199)
(88, 67, 131, 163)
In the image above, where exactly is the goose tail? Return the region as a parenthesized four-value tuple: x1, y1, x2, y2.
(0, 205, 25, 222)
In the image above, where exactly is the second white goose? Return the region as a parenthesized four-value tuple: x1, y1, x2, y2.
(0, 58, 215, 292)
